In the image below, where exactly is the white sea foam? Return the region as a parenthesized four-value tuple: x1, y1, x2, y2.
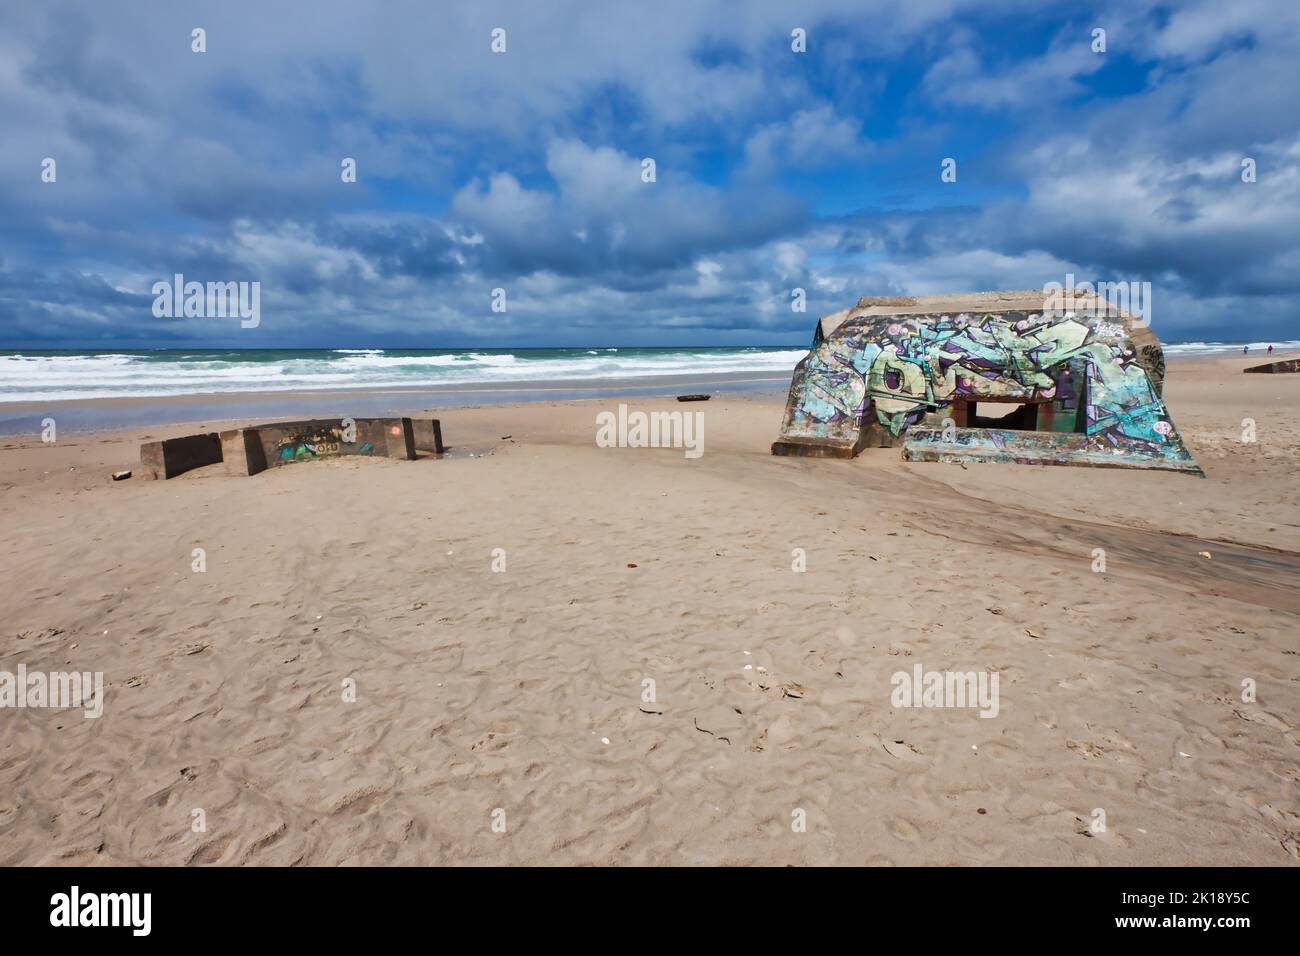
(1164, 340, 1300, 356)
(0, 348, 809, 402)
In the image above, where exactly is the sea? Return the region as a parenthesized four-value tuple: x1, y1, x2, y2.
(2, 341, 1294, 404)
(0, 342, 1293, 434)
(0, 347, 807, 403)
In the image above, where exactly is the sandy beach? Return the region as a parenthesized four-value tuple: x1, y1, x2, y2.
(0, 353, 1296, 866)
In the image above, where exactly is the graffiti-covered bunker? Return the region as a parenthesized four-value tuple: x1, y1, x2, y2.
(772, 291, 1203, 475)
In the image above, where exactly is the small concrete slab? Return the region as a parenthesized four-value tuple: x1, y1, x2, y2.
(902, 426, 1205, 476)
(139, 433, 222, 480)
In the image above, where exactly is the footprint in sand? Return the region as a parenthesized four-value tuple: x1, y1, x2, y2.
(880, 738, 926, 762)
(470, 731, 510, 752)
(1233, 708, 1290, 732)
(186, 833, 234, 865)
(325, 783, 390, 816)
(242, 822, 289, 860)
(886, 816, 924, 843)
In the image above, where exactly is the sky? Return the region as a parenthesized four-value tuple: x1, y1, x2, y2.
(0, 0, 1297, 348)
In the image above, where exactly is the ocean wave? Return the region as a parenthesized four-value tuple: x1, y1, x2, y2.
(1164, 340, 1300, 356)
(0, 348, 808, 402)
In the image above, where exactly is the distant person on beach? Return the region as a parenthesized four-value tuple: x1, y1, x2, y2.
(1268, 344, 1274, 353)
(1243, 345, 1249, 354)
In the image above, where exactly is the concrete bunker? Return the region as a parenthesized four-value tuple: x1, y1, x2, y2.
(771, 291, 1202, 475)
(139, 416, 444, 480)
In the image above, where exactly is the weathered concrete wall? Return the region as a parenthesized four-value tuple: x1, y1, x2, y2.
(142, 417, 426, 479)
(411, 419, 445, 454)
(139, 433, 222, 480)
(1244, 359, 1300, 373)
(219, 428, 267, 477)
(773, 293, 1198, 473)
(902, 426, 1204, 476)
(823, 290, 1165, 395)
(250, 418, 415, 468)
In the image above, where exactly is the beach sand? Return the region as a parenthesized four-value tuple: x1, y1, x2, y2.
(0, 354, 1297, 865)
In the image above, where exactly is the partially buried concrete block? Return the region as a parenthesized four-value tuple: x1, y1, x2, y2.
(902, 426, 1204, 475)
(247, 418, 416, 468)
(219, 428, 267, 477)
(142, 417, 429, 479)
(411, 419, 445, 454)
(1244, 359, 1300, 373)
(139, 433, 222, 480)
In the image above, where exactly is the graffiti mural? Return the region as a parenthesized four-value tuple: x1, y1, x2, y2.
(271, 424, 378, 465)
(274, 424, 347, 463)
(774, 307, 1200, 472)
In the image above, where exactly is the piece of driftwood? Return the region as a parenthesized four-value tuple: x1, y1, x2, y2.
(676, 394, 711, 402)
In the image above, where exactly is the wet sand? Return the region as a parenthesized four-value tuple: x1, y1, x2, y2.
(0, 371, 790, 436)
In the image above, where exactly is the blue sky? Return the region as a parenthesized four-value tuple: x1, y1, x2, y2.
(1, 0, 1296, 348)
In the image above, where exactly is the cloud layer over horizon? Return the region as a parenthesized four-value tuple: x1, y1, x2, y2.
(1, 0, 1297, 348)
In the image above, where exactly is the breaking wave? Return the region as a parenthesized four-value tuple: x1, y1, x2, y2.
(0, 347, 807, 403)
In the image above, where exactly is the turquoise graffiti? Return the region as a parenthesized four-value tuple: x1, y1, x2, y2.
(274, 430, 376, 463)
(781, 310, 1194, 466)
(275, 424, 345, 463)
(279, 443, 316, 461)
